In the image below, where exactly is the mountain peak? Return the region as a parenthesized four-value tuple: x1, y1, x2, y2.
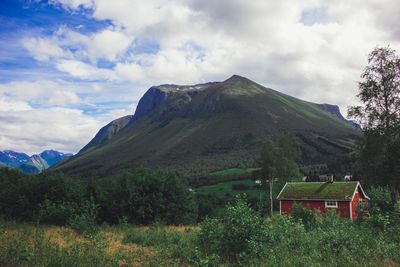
(224, 74, 248, 83)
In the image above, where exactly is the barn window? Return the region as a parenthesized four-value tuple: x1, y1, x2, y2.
(325, 201, 338, 208)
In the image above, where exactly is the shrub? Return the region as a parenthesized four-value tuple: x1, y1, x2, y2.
(68, 198, 98, 235)
(112, 168, 198, 225)
(291, 202, 317, 230)
(197, 217, 222, 255)
(367, 186, 393, 214)
(35, 200, 77, 225)
(197, 195, 269, 261)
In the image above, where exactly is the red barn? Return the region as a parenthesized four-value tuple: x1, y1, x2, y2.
(277, 181, 369, 219)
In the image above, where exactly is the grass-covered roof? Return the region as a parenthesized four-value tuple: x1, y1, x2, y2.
(277, 182, 358, 200)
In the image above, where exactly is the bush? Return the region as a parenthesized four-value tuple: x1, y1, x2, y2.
(291, 202, 318, 230)
(367, 186, 393, 214)
(68, 198, 99, 235)
(363, 186, 400, 231)
(197, 217, 222, 255)
(197, 195, 269, 261)
(35, 200, 77, 225)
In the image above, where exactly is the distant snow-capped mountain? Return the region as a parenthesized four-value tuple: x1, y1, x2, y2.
(0, 149, 72, 174)
(0, 150, 30, 168)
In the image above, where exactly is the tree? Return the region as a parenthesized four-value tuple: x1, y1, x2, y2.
(258, 134, 301, 215)
(348, 46, 400, 207)
(259, 134, 301, 182)
(112, 168, 197, 225)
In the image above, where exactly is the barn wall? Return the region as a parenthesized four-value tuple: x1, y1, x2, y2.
(351, 187, 366, 219)
(338, 201, 350, 218)
(281, 200, 350, 218)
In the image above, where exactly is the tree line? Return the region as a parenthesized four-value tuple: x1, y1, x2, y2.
(0, 167, 197, 230)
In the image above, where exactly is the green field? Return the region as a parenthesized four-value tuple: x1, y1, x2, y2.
(195, 179, 265, 198)
(209, 167, 259, 176)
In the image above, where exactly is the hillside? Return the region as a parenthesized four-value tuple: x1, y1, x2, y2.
(53, 75, 361, 180)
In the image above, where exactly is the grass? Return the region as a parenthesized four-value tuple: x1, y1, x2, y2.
(208, 167, 258, 176)
(2, 214, 400, 266)
(279, 181, 358, 200)
(195, 179, 265, 198)
(0, 219, 197, 266)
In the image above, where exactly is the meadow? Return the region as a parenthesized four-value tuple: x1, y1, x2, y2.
(208, 168, 259, 176)
(0, 219, 197, 266)
(2, 192, 400, 267)
(195, 179, 262, 198)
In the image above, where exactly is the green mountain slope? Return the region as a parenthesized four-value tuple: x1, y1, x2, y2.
(53, 75, 361, 179)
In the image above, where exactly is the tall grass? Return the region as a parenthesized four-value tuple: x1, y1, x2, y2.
(0, 219, 155, 266)
(1, 208, 400, 266)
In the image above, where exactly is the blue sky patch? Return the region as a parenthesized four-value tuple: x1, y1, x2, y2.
(300, 7, 333, 26)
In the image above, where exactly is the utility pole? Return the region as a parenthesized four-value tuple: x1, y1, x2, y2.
(267, 178, 278, 217)
(267, 179, 273, 217)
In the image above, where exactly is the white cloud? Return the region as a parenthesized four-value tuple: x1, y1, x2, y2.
(92, 0, 168, 33)
(56, 59, 116, 80)
(92, 83, 105, 92)
(107, 103, 136, 120)
(0, 107, 102, 155)
(23, 37, 71, 61)
(47, 90, 82, 106)
(0, 96, 33, 112)
(50, 0, 94, 10)
(87, 29, 132, 63)
(114, 62, 145, 82)
(0, 80, 84, 106)
(24, 27, 132, 62)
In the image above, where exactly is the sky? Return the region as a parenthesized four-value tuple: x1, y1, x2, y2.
(1, 0, 400, 155)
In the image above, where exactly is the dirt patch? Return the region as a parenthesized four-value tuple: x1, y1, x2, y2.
(166, 225, 199, 232)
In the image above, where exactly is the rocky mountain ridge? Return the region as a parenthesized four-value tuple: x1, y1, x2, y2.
(315, 104, 360, 128)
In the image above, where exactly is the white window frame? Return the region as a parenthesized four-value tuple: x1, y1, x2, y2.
(325, 200, 338, 208)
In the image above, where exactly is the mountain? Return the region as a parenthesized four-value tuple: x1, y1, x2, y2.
(40, 150, 72, 166)
(80, 115, 133, 152)
(0, 151, 30, 167)
(316, 104, 361, 129)
(19, 154, 49, 174)
(53, 75, 361, 180)
(0, 149, 72, 174)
